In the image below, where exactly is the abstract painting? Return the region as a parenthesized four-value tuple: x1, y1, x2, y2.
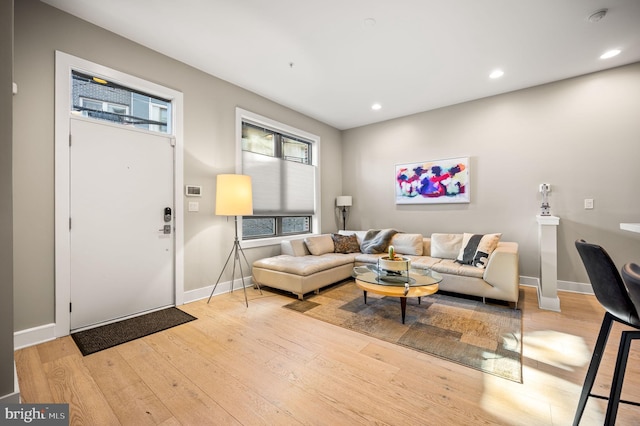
(395, 157, 470, 204)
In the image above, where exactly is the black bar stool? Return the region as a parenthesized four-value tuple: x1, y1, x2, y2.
(574, 240, 640, 425)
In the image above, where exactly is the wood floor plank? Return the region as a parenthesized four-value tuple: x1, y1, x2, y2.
(142, 330, 297, 425)
(82, 349, 174, 425)
(43, 354, 120, 425)
(13, 345, 54, 403)
(14, 285, 640, 425)
(36, 336, 82, 364)
(117, 337, 243, 425)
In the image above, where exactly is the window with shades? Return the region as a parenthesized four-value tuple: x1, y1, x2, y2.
(237, 109, 319, 241)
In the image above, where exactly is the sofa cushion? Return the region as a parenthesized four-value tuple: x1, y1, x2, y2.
(390, 233, 424, 255)
(254, 253, 355, 276)
(456, 233, 501, 269)
(281, 238, 311, 256)
(407, 256, 443, 270)
(430, 233, 463, 259)
(431, 259, 485, 278)
(304, 235, 335, 255)
(331, 233, 361, 253)
(354, 253, 386, 264)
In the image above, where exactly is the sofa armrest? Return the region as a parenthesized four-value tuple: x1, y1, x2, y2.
(483, 242, 519, 292)
(281, 238, 311, 256)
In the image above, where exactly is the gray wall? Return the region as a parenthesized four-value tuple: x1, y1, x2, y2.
(1, 0, 15, 401)
(342, 63, 640, 283)
(13, 0, 342, 332)
(13, 0, 640, 337)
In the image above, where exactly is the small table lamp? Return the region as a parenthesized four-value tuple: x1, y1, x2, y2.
(207, 174, 261, 306)
(336, 195, 352, 231)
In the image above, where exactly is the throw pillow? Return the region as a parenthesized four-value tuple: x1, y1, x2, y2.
(389, 233, 424, 255)
(360, 229, 398, 254)
(456, 233, 502, 269)
(338, 230, 367, 245)
(430, 233, 463, 259)
(304, 235, 335, 255)
(331, 233, 360, 253)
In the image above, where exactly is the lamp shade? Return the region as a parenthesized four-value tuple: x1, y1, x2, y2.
(336, 195, 352, 207)
(215, 174, 253, 216)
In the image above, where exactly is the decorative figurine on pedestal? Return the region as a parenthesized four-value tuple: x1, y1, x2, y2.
(540, 183, 551, 216)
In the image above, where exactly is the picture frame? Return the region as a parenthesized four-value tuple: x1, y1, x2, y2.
(395, 157, 470, 204)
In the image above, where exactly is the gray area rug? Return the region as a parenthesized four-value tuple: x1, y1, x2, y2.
(71, 307, 197, 356)
(284, 281, 522, 382)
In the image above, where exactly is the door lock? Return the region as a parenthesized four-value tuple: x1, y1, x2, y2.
(164, 207, 172, 223)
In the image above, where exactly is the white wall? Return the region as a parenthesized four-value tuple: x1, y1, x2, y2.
(342, 63, 640, 283)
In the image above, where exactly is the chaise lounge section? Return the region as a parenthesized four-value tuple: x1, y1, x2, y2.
(252, 230, 519, 305)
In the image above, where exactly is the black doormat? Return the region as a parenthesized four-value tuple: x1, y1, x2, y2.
(71, 307, 197, 356)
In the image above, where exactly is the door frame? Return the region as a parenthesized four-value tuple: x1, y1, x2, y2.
(54, 51, 184, 337)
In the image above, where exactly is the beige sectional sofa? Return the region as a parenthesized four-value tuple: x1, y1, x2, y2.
(252, 230, 520, 305)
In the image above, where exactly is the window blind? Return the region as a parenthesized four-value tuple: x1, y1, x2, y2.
(242, 151, 315, 215)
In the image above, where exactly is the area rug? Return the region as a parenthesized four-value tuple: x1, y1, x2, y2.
(71, 307, 197, 356)
(283, 281, 522, 382)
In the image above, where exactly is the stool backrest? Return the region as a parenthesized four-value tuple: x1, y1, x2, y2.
(575, 240, 640, 327)
(621, 262, 640, 317)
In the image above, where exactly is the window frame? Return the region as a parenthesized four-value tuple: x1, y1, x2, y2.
(149, 102, 168, 133)
(236, 108, 321, 249)
(72, 70, 171, 134)
(79, 97, 130, 116)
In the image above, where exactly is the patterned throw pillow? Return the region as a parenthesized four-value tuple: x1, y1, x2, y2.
(456, 233, 502, 269)
(331, 233, 361, 254)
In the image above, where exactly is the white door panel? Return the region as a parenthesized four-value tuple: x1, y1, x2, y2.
(70, 118, 174, 330)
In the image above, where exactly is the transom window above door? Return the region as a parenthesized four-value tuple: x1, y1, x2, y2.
(71, 70, 172, 134)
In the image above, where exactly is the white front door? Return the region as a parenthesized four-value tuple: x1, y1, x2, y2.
(69, 117, 175, 330)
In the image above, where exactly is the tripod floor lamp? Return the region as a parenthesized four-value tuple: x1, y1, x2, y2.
(207, 174, 261, 307)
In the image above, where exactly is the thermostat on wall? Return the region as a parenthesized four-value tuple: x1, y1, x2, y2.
(185, 185, 202, 197)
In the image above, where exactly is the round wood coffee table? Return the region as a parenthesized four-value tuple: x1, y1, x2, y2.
(353, 265, 442, 324)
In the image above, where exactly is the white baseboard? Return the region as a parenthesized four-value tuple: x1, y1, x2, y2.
(519, 276, 539, 287)
(14, 323, 56, 351)
(12, 277, 251, 349)
(183, 277, 254, 304)
(519, 275, 593, 295)
(13, 275, 591, 350)
(520, 275, 593, 312)
(557, 279, 594, 294)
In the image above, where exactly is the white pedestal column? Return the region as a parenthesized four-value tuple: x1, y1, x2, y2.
(537, 215, 561, 311)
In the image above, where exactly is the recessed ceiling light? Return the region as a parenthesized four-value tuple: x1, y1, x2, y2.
(371, 103, 382, 110)
(489, 69, 504, 79)
(600, 49, 621, 59)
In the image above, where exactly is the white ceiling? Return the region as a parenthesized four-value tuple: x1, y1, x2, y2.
(42, 0, 640, 130)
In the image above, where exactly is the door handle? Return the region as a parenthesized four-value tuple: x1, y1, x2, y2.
(159, 225, 171, 234)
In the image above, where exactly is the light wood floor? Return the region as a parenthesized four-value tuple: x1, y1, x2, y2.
(15, 285, 640, 425)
